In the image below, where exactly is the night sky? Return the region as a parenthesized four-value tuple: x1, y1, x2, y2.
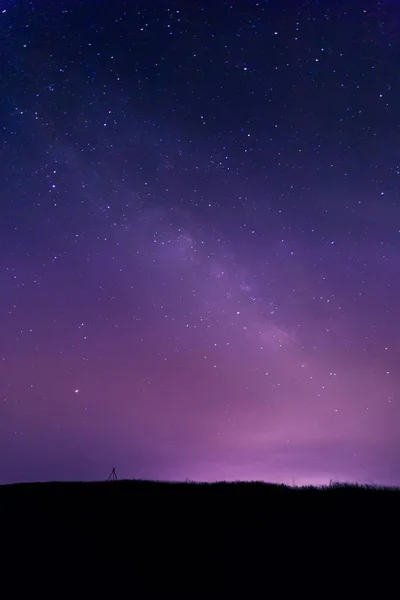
(1, 0, 400, 486)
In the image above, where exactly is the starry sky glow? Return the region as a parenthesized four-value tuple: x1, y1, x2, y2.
(1, 0, 400, 486)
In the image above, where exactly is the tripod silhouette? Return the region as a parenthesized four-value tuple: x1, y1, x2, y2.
(107, 467, 118, 481)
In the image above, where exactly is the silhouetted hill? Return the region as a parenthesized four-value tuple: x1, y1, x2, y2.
(1, 480, 398, 593)
(2, 479, 399, 532)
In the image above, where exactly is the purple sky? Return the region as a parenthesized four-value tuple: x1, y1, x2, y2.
(1, 0, 399, 486)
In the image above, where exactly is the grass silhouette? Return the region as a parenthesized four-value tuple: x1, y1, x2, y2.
(2, 478, 398, 532)
(1, 478, 398, 591)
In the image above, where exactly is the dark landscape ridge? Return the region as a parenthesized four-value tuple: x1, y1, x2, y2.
(1, 478, 400, 493)
(1, 479, 399, 589)
(2, 478, 400, 502)
(2, 479, 399, 552)
(2, 478, 399, 516)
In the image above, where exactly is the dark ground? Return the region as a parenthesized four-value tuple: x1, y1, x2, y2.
(1, 480, 398, 594)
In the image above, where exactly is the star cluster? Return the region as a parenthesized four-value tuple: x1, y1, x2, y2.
(1, 0, 399, 485)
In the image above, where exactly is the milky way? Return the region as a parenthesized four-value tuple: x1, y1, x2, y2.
(1, 1, 400, 485)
